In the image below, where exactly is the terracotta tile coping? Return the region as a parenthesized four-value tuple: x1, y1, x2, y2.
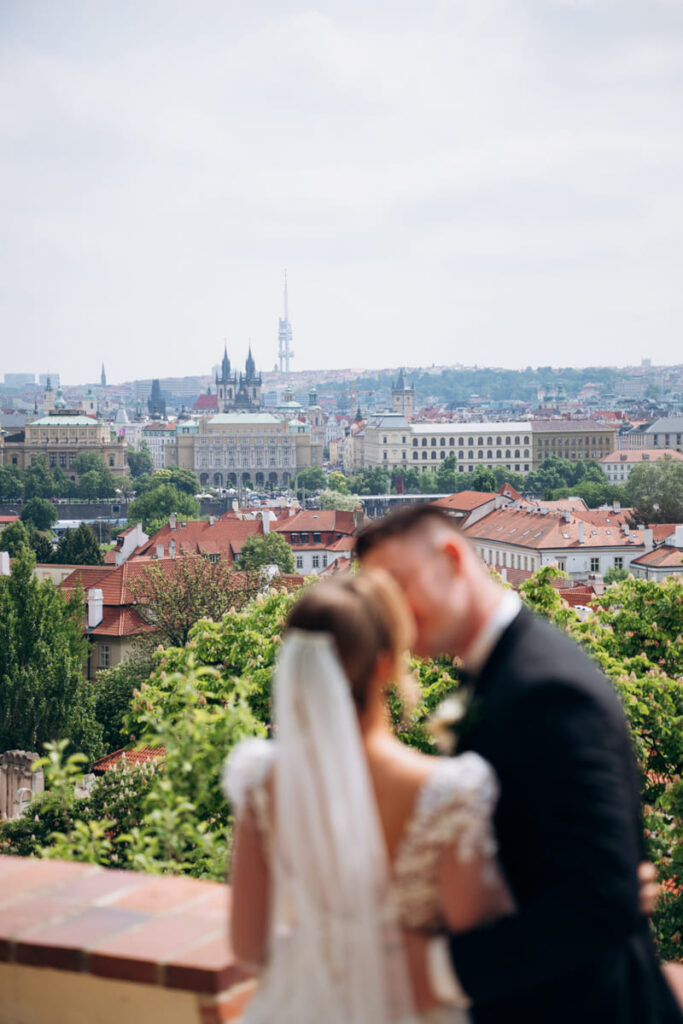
(0, 856, 250, 994)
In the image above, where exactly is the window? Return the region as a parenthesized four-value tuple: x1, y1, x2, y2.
(505, 436, 511, 444)
(514, 449, 520, 458)
(291, 533, 299, 544)
(496, 436, 502, 445)
(322, 553, 328, 567)
(459, 438, 464, 446)
(99, 644, 110, 668)
(422, 438, 427, 447)
(413, 438, 418, 447)
(383, 451, 387, 460)
(49, 454, 56, 467)
(614, 557, 623, 569)
(300, 532, 309, 544)
(312, 555, 320, 569)
(413, 452, 418, 460)
(487, 450, 492, 459)
(557, 559, 566, 571)
(313, 532, 321, 543)
(59, 453, 67, 467)
(496, 449, 502, 458)
(440, 450, 445, 459)
(296, 555, 303, 570)
(109, 456, 115, 466)
(422, 451, 427, 460)
(431, 451, 437, 459)
(383, 436, 387, 444)
(431, 438, 437, 446)
(478, 450, 484, 459)
(468, 437, 474, 446)
(449, 437, 455, 446)
(440, 437, 445, 446)
(590, 557, 600, 573)
(468, 451, 473, 460)
(505, 450, 511, 459)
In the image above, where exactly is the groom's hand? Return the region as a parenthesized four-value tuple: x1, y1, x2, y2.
(638, 861, 659, 917)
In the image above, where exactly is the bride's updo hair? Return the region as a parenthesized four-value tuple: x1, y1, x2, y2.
(285, 570, 416, 713)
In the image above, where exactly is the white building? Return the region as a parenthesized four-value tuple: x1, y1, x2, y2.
(600, 449, 683, 485)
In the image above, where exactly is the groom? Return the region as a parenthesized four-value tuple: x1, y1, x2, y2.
(356, 505, 682, 1023)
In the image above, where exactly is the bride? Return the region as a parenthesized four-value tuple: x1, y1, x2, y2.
(223, 570, 514, 1022)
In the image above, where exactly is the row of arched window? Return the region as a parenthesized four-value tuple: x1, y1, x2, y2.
(413, 434, 530, 448)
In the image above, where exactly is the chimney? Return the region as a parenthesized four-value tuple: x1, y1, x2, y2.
(169, 538, 176, 558)
(622, 523, 629, 535)
(209, 515, 215, 526)
(674, 524, 683, 548)
(563, 510, 570, 523)
(156, 544, 164, 558)
(261, 509, 270, 534)
(0, 551, 10, 576)
(169, 512, 177, 530)
(87, 588, 103, 628)
(642, 528, 653, 552)
(232, 499, 239, 512)
(613, 500, 620, 513)
(577, 522, 585, 544)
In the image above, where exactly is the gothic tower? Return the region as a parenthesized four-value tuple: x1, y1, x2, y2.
(392, 368, 415, 420)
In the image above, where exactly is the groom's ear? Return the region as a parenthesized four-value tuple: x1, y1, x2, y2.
(441, 534, 465, 578)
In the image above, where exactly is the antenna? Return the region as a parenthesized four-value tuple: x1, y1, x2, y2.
(278, 269, 294, 374)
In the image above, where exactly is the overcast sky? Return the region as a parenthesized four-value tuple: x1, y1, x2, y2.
(1, 0, 682, 385)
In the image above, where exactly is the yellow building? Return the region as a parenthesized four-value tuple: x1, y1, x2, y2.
(0, 410, 128, 480)
(531, 420, 617, 466)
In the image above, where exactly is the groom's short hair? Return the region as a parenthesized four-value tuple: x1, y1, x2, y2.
(354, 504, 459, 560)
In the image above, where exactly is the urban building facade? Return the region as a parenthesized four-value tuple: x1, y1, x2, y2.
(0, 410, 127, 479)
(600, 449, 683, 485)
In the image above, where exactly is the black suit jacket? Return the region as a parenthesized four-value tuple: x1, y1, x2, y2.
(451, 605, 681, 1024)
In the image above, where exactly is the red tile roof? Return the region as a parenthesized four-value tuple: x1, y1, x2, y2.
(192, 393, 219, 411)
(89, 606, 154, 638)
(274, 509, 356, 535)
(103, 549, 117, 564)
(137, 518, 264, 563)
(498, 483, 522, 501)
(0, 515, 19, 525)
(601, 448, 683, 464)
(631, 546, 683, 568)
(91, 746, 164, 774)
(466, 507, 647, 550)
(60, 565, 115, 598)
(432, 491, 498, 512)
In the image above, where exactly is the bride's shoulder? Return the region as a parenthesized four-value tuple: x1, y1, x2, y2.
(410, 753, 499, 858)
(222, 737, 276, 812)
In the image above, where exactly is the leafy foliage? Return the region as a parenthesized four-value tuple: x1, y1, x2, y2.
(127, 445, 153, 478)
(51, 522, 104, 565)
(128, 558, 261, 647)
(626, 457, 683, 523)
(21, 497, 57, 531)
(239, 532, 295, 574)
(0, 550, 103, 760)
(126, 484, 200, 534)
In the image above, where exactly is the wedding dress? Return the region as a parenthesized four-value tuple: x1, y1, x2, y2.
(224, 631, 500, 1024)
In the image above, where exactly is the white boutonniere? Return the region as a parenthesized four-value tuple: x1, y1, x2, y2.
(427, 692, 470, 755)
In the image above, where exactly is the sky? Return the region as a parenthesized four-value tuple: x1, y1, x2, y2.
(1, 0, 683, 385)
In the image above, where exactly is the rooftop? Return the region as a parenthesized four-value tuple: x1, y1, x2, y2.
(208, 413, 280, 426)
(411, 421, 531, 434)
(432, 490, 498, 512)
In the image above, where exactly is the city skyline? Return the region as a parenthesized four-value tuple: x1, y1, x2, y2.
(2, 1, 683, 384)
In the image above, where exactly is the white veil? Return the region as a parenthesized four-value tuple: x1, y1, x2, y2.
(245, 627, 418, 1024)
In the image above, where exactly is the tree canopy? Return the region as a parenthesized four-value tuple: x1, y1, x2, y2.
(126, 484, 200, 535)
(20, 497, 57, 532)
(52, 523, 104, 566)
(626, 457, 683, 523)
(0, 548, 102, 759)
(239, 532, 296, 574)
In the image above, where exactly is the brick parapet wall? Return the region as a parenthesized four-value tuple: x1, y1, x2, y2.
(0, 856, 255, 1023)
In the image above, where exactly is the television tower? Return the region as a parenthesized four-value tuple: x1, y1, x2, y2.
(278, 271, 294, 374)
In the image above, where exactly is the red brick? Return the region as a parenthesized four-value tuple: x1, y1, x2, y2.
(53, 867, 149, 907)
(0, 859, 91, 903)
(16, 906, 148, 972)
(0, 896, 82, 942)
(109, 874, 213, 914)
(164, 935, 246, 993)
(199, 982, 257, 1022)
(89, 912, 221, 978)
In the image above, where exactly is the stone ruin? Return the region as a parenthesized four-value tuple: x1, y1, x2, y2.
(0, 750, 44, 821)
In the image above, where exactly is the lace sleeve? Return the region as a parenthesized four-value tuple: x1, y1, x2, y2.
(222, 737, 275, 815)
(423, 752, 500, 864)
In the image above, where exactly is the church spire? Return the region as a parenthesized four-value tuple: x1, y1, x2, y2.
(101, 363, 106, 387)
(245, 344, 256, 380)
(221, 343, 231, 382)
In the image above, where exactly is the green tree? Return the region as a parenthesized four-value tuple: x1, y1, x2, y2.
(0, 465, 25, 499)
(604, 566, 630, 586)
(52, 523, 104, 566)
(21, 497, 57, 532)
(126, 484, 200, 535)
(28, 528, 54, 563)
(0, 548, 102, 759)
(152, 467, 201, 495)
(418, 470, 438, 493)
(328, 471, 350, 494)
(320, 489, 360, 511)
(73, 453, 117, 499)
(93, 650, 156, 752)
(627, 458, 683, 523)
(239, 532, 296, 574)
(24, 458, 55, 499)
(128, 558, 261, 647)
(0, 519, 33, 557)
(468, 467, 497, 493)
(296, 466, 326, 494)
(127, 445, 153, 479)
